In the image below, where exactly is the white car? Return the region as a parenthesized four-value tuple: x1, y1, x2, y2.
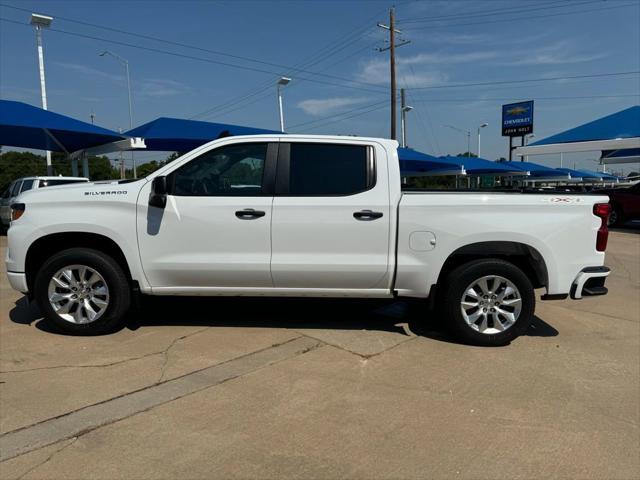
(0, 176, 89, 225)
(5, 136, 611, 345)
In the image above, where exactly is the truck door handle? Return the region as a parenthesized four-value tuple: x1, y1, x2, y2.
(353, 210, 383, 221)
(235, 209, 266, 219)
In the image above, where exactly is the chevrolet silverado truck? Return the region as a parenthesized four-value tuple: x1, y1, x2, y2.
(5, 135, 612, 345)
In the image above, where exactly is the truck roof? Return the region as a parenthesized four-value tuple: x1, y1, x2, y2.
(16, 176, 89, 181)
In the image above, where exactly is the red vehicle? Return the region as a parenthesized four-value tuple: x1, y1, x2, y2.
(596, 183, 640, 226)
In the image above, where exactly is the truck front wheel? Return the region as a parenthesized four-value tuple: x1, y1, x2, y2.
(442, 259, 535, 346)
(34, 248, 131, 335)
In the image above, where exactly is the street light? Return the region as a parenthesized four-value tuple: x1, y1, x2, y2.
(445, 124, 471, 156)
(524, 133, 535, 163)
(401, 104, 413, 148)
(477, 123, 488, 157)
(277, 77, 291, 132)
(30, 13, 53, 175)
(100, 50, 136, 178)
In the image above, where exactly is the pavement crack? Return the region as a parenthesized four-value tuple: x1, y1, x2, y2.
(296, 332, 415, 359)
(15, 437, 77, 480)
(155, 327, 209, 384)
(0, 329, 210, 375)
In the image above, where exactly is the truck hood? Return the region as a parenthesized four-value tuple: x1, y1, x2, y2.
(16, 178, 147, 204)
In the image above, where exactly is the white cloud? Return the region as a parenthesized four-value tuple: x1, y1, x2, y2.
(503, 41, 607, 66)
(297, 97, 368, 116)
(137, 79, 191, 98)
(53, 62, 191, 98)
(54, 62, 123, 82)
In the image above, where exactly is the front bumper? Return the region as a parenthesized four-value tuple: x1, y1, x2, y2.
(6, 271, 28, 294)
(570, 266, 610, 299)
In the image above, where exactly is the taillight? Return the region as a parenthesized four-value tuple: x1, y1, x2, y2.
(593, 203, 610, 252)
(10, 203, 25, 222)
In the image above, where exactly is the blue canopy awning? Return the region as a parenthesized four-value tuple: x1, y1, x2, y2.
(556, 168, 602, 180)
(516, 106, 640, 156)
(397, 148, 465, 176)
(530, 106, 640, 145)
(438, 156, 525, 175)
(124, 117, 281, 152)
(0, 100, 124, 153)
(508, 161, 569, 177)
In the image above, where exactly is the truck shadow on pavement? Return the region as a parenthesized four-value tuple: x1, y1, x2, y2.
(9, 295, 558, 345)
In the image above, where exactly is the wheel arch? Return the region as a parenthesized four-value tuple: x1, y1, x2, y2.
(25, 232, 133, 294)
(435, 241, 548, 292)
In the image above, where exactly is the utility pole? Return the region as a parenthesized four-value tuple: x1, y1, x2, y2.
(378, 8, 410, 141)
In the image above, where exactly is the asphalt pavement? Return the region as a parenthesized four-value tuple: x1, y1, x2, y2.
(1, 230, 638, 479)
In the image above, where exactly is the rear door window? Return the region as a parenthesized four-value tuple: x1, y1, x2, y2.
(286, 143, 371, 196)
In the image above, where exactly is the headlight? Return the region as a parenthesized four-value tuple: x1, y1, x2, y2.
(10, 203, 25, 222)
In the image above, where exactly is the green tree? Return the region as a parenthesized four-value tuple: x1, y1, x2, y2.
(0, 150, 118, 189)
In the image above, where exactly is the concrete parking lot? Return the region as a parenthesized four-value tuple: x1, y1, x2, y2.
(1, 230, 638, 479)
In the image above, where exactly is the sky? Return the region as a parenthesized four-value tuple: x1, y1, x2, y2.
(1, 0, 639, 174)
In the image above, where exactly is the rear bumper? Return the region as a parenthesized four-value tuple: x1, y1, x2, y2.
(570, 266, 610, 300)
(6, 271, 28, 294)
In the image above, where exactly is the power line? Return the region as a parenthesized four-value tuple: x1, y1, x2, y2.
(0, 17, 389, 95)
(288, 100, 388, 130)
(408, 71, 640, 90)
(297, 103, 389, 133)
(409, 94, 640, 102)
(0, 2, 388, 92)
(398, 0, 598, 23)
(402, 2, 638, 30)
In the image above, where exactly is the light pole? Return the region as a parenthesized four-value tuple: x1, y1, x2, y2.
(30, 13, 53, 175)
(400, 88, 412, 148)
(276, 77, 291, 132)
(524, 133, 535, 163)
(100, 50, 135, 177)
(445, 125, 471, 156)
(401, 105, 413, 148)
(477, 122, 488, 157)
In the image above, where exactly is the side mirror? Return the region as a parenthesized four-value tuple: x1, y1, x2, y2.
(149, 176, 167, 209)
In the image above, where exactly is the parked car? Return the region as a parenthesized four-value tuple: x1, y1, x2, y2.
(5, 136, 611, 346)
(0, 176, 89, 225)
(594, 183, 640, 226)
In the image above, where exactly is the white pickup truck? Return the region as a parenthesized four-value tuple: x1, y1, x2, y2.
(5, 135, 612, 345)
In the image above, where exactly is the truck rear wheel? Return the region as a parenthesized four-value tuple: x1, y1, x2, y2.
(442, 259, 535, 346)
(34, 248, 131, 335)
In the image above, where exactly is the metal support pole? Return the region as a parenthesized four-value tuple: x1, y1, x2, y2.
(124, 60, 136, 179)
(400, 88, 407, 147)
(477, 128, 481, 157)
(509, 136, 513, 161)
(277, 84, 285, 132)
(35, 26, 53, 175)
(71, 158, 78, 177)
(82, 153, 89, 179)
(467, 132, 470, 157)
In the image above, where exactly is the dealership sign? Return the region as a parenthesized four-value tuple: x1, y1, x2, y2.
(502, 101, 534, 136)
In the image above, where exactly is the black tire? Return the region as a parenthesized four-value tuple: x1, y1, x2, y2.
(34, 248, 131, 335)
(608, 205, 623, 227)
(442, 259, 535, 346)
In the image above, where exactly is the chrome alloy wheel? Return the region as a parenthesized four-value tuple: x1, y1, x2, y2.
(460, 275, 522, 334)
(47, 265, 110, 324)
